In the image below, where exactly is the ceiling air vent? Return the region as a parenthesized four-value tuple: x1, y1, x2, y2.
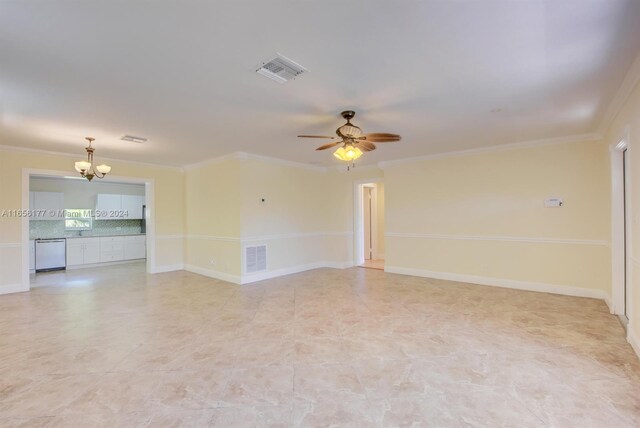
(246, 245, 267, 273)
(256, 54, 307, 83)
(121, 135, 147, 143)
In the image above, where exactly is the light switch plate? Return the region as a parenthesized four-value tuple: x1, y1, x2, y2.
(544, 198, 563, 208)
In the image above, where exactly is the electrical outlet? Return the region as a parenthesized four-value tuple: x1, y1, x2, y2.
(210, 258, 216, 266)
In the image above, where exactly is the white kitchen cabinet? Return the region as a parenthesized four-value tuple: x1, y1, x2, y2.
(84, 240, 100, 264)
(32, 192, 64, 220)
(29, 240, 35, 271)
(100, 236, 125, 262)
(95, 194, 122, 219)
(66, 241, 83, 266)
(66, 238, 101, 266)
(121, 195, 144, 219)
(124, 235, 146, 260)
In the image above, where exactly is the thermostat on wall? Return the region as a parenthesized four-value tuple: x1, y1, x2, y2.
(544, 198, 563, 208)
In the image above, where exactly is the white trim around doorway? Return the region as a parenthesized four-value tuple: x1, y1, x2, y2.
(610, 125, 631, 319)
(21, 168, 157, 292)
(353, 178, 384, 266)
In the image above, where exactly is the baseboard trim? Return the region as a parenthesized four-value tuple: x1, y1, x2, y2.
(184, 260, 353, 286)
(150, 263, 184, 274)
(242, 260, 355, 284)
(627, 327, 640, 360)
(384, 266, 609, 301)
(66, 259, 145, 271)
(0, 283, 29, 295)
(603, 294, 614, 314)
(184, 264, 241, 284)
(324, 261, 354, 269)
(241, 262, 326, 284)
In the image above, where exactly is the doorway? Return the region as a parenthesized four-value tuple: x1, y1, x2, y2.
(356, 182, 384, 270)
(21, 168, 156, 292)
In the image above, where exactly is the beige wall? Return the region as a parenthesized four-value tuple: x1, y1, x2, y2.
(182, 156, 385, 282)
(239, 158, 327, 237)
(384, 139, 611, 297)
(239, 158, 328, 279)
(184, 158, 242, 280)
(183, 156, 358, 282)
(0, 149, 185, 292)
(604, 73, 640, 340)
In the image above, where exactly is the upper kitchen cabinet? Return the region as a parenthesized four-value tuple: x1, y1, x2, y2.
(95, 194, 144, 219)
(95, 194, 122, 219)
(31, 191, 64, 220)
(121, 195, 145, 219)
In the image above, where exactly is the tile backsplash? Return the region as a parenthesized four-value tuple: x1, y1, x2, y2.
(30, 219, 143, 239)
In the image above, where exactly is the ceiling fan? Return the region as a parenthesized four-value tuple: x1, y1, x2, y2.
(298, 110, 401, 169)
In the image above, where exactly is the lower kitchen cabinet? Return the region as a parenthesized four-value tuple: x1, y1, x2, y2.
(100, 236, 125, 262)
(124, 235, 146, 260)
(66, 238, 100, 266)
(66, 235, 146, 267)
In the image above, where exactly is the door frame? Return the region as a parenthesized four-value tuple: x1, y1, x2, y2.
(610, 125, 631, 319)
(21, 168, 156, 292)
(353, 178, 383, 266)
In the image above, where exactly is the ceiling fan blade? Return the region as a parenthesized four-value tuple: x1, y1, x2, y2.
(316, 141, 343, 151)
(361, 133, 401, 142)
(298, 135, 337, 139)
(357, 141, 377, 152)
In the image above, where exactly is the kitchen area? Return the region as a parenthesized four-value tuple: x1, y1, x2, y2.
(28, 176, 147, 281)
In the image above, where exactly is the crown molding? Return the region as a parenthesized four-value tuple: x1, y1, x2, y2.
(0, 144, 184, 171)
(238, 152, 328, 172)
(184, 132, 601, 173)
(182, 152, 242, 171)
(597, 50, 640, 138)
(377, 132, 601, 169)
(184, 151, 327, 172)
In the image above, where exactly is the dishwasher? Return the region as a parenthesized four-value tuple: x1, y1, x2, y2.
(35, 238, 66, 272)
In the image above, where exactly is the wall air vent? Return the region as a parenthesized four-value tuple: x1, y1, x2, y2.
(256, 54, 307, 83)
(121, 135, 147, 143)
(246, 245, 267, 273)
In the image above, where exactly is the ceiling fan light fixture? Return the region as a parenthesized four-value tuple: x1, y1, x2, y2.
(333, 144, 362, 162)
(298, 110, 400, 171)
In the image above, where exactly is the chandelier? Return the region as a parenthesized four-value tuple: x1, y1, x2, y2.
(74, 137, 111, 181)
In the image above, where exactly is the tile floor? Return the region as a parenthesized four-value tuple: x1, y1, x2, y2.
(1, 262, 640, 427)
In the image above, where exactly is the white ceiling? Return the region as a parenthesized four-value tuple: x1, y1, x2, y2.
(2, 0, 640, 167)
